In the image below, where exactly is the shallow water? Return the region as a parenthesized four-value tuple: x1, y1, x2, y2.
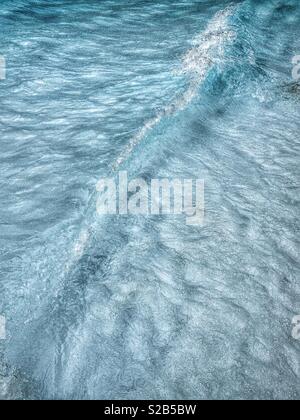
(0, 0, 299, 400)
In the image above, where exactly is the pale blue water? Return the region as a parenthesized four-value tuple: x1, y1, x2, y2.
(0, 0, 299, 400)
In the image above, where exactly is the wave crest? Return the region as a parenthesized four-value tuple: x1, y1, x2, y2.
(113, 5, 237, 170)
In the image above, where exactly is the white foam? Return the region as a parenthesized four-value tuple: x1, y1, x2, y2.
(113, 5, 237, 170)
(67, 6, 237, 272)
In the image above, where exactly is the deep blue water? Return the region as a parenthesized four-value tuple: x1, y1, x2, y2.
(0, 0, 299, 400)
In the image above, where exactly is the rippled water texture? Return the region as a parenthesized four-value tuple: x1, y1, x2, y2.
(0, 0, 299, 400)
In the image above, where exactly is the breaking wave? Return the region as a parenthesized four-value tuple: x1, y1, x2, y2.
(0, 0, 299, 400)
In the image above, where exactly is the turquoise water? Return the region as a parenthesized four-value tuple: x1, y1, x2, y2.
(0, 0, 299, 400)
